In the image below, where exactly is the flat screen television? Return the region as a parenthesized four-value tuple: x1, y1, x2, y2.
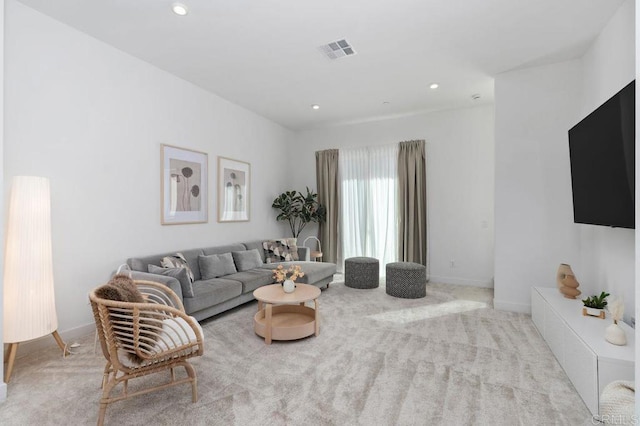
(568, 80, 635, 229)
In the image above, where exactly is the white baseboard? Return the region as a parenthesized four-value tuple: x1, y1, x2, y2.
(4, 322, 95, 360)
(428, 275, 493, 288)
(493, 299, 531, 314)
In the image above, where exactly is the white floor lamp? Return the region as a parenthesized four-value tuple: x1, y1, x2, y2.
(3, 176, 68, 383)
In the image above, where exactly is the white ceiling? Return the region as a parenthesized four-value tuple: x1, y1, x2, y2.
(17, 0, 625, 130)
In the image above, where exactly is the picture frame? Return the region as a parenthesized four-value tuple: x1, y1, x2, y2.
(218, 156, 250, 222)
(161, 144, 208, 225)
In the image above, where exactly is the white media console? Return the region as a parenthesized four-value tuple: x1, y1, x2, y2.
(531, 287, 635, 415)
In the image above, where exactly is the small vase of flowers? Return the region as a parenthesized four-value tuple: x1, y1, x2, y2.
(273, 264, 305, 293)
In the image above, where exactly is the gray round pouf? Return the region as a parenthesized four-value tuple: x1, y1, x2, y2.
(345, 257, 379, 289)
(386, 262, 426, 298)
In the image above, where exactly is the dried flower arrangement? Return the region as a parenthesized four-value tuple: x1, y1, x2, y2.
(272, 264, 305, 283)
(608, 296, 625, 325)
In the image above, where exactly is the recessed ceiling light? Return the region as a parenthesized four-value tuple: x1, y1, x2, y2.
(172, 3, 188, 16)
(429, 83, 439, 89)
(311, 104, 320, 110)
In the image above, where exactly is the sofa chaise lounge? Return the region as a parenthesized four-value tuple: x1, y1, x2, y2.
(125, 240, 337, 321)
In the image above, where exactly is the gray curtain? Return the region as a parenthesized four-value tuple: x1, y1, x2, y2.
(398, 140, 427, 265)
(315, 149, 340, 264)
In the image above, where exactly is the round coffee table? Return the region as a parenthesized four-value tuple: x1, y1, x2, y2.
(253, 283, 321, 345)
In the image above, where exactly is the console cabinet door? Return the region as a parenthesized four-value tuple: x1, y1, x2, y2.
(543, 304, 564, 364)
(563, 327, 598, 414)
(531, 289, 544, 335)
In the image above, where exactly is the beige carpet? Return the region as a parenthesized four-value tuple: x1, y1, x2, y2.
(0, 281, 592, 425)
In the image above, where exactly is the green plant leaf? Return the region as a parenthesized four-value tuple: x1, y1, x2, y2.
(582, 291, 610, 309)
(271, 188, 327, 238)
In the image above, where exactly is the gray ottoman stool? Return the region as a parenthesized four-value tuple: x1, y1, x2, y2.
(345, 257, 379, 289)
(386, 262, 426, 298)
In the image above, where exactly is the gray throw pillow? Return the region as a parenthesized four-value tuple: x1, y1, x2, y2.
(148, 264, 194, 298)
(199, 253, 237, 279)
(232, 249, 263, 272)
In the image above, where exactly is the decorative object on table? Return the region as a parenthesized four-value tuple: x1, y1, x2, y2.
(272, 188, 326, 238)
(218, 156, 250, 222)
(303, 236, 323, 262)
(582, 291, 610, 319)
(273, 264, 305, 293)
(282, 280, 296, 293)
(161, 144, 208, 225)
(604, 296, 626, 346)
(3, 176, 69, 383)
(556, 263, 581, 299)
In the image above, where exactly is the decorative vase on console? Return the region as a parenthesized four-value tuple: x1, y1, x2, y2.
(605, 296, 627, 346)
(556, 263, 581, 299)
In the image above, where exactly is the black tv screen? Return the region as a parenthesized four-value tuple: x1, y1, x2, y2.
(568, 80, 635, 229)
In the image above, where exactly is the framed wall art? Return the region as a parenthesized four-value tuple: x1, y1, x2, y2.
(218, 156, 250, 222)
(161, 144, 208, 225)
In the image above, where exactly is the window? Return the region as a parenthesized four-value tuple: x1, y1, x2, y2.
(339, 144, 399, 271)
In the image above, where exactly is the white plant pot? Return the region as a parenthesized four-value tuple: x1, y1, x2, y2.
(583, 307, 605, 319)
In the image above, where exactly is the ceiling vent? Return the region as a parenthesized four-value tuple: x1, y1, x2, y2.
(319, 39, 356, 60)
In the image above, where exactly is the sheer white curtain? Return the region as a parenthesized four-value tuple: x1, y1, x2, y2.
(339, 144, 398, 273)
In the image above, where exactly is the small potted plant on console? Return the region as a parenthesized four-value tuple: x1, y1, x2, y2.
(582, 291, 610, 319)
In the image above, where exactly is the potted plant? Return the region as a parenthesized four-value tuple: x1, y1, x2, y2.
(272, 187, 326, 239)
(582, 291, 610, 319)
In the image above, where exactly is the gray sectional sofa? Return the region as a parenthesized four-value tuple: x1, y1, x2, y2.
(125, 240, 337, 321)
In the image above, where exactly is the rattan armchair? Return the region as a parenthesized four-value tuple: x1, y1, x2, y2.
(89, 279, 204, 426)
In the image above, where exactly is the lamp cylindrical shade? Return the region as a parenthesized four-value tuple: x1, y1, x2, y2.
(3, 176, 58, 343)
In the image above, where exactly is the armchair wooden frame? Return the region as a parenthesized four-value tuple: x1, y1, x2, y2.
(89, 280, 204, 426)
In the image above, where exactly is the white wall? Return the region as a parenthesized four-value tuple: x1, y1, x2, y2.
(494, 60, 582, 312)
(494, 0, 635, 317)
(290, 105, 495, 287)
(3, 1, 293, 344)
(579, 0, 635, 319)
